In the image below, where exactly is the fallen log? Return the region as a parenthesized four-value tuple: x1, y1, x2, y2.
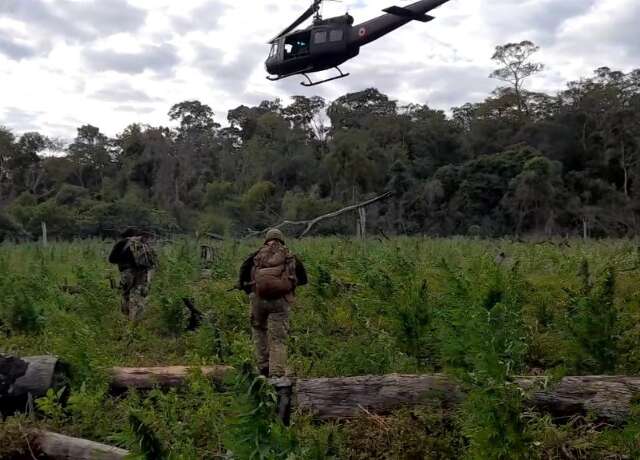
(33, 431, 129, 460)
(9, 357, 640, 424)
(294, 373, 464, 419)
(109, 365, 234, 391)
(294, 374, 640, 423)
(517, 375, 640, 424)
(1, 355, 62, 415)
(13, 356, 61, 399)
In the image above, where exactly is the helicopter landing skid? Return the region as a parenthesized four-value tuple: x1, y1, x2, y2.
(300, 67, 349, 86)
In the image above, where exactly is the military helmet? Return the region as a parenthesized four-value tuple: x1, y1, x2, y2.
(265, 228, 285, 244)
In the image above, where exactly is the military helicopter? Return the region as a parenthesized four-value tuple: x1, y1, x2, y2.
(266, 0, 451, 86)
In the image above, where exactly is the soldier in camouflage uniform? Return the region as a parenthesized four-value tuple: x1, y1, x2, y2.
(238, 229, 307, 377)
(109, 229, 157, 323)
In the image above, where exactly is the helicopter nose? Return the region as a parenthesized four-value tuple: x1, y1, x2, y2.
(265, 57, 277, 75)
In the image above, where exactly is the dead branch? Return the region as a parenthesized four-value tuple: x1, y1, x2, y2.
(248, 191, 394, 238)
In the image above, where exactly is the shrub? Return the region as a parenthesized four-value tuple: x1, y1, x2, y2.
(224, 365, 297, 459)
(564, 260, 618, 374)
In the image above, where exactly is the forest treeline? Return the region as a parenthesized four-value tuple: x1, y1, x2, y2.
(1, 41, 639, 240)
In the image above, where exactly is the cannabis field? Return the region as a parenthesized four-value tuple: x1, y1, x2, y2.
(2, 238, 640, 459)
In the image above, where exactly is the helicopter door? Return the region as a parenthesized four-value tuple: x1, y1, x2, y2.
(284, 31, 311, 59)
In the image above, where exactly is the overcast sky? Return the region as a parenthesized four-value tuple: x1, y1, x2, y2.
(0, 0, 638, 140)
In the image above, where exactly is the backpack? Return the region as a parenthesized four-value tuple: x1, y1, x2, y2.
(108, 240, 129, 265)
(251, 241, 297, 300)
(124, 237, 157, 270)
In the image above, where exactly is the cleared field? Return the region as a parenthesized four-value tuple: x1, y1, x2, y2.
(2, 238, 640, 458)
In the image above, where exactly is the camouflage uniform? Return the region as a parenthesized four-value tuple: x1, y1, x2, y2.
(250, 294, 290, 377)
(109, 229, 157, 323)
(120, 268, 152, 322)
(239, 229, 307, 377)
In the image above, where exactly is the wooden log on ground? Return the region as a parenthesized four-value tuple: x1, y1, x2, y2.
(106, 369, 640, 423)
(109, 365, 234, 391)
(294, 373, 463, 419)
(294, 374, 640, 422)
(517, 375, 640, 424)
(1, 355, 61, 415)
(13, 356, 60, 399)
(34, 431, 129, 460)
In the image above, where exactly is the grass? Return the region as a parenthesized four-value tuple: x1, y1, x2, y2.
(1, 237, 640, 458)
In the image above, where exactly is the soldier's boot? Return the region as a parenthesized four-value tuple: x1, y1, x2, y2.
(271, 377, 293, 426)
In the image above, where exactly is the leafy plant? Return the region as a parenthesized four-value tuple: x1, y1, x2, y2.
(128, 411, 167, 460)
(224, 364, 297, 459)
(36, 387, 67, 425)
(564, 261, 618, 374)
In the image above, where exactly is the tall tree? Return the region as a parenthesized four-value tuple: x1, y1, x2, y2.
(13, 132, 49, 195)
(282, 96, 327, 142)
(490, 41, 544, 115)
(67, 125, 112, 190)
(328, 88, 397, 131)
(0, 127, 16, 201)
(169, 100, 219, 136)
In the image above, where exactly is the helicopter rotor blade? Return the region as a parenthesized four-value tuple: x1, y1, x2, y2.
(269, 0, 321, 43)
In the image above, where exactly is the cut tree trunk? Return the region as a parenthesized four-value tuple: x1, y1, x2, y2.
(516, 375, 640, 424)
(13, 356, 60, 399)
(8, 357, 640, 424)
(294, 373, 463, 419)
(33, 431, 129, 460)
(1, 356, 61, 415)
(109, 365, 234, 391)
(294, 374, 640, 423)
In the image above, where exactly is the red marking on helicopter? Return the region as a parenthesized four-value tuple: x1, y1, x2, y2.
(358, 27, 367, 37)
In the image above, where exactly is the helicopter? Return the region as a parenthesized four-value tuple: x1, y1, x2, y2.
(265, 0, 451, 86)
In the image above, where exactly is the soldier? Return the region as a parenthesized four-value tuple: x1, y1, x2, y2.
(108, 228, 157, 323)
(238, 229, 307, 377)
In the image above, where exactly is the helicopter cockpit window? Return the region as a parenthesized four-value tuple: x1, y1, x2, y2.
(314, 31, 327, 44)
(284, 32, 310, 59)
(269, 43, 277, 58)
(329, 29, 343, 42)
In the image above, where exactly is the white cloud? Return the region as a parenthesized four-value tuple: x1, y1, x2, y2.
(0, 0, 638, 139)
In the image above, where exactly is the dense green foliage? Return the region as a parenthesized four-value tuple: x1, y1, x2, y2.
(1, 42, 639, 240)
(2, 238, 640, 458)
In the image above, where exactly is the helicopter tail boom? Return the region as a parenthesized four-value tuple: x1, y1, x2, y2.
(382, 6, 434, 23)
(353, 0, 449, 46)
